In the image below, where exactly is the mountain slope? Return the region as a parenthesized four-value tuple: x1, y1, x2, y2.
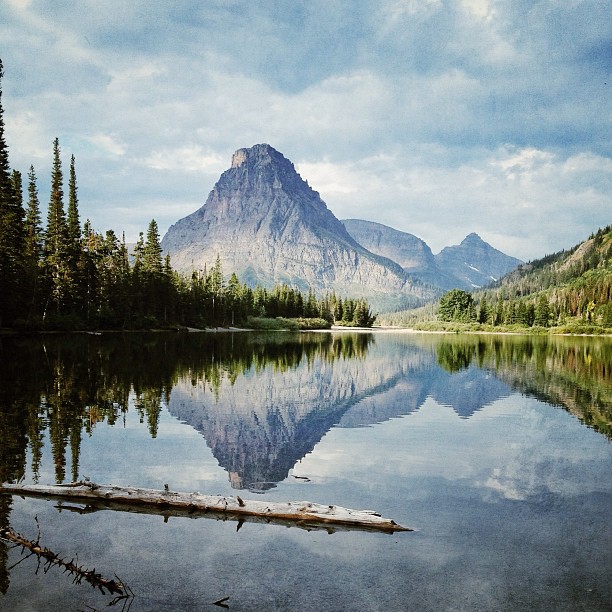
(342, 220, 521, 291)
(434, 233, 522, 289)
(161, 144, 438, 310)
(489, 225, 612, 323)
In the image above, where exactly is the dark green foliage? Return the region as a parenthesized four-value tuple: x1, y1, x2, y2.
(67, 155, 80, 246)
(334, 298, 377, 327)
(438, 289, 474, 322)
(0, 61, 26, 327)
(534, 294, 551, 327)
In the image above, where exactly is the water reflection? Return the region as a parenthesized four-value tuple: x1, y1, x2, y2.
(0, 332, 610, 496)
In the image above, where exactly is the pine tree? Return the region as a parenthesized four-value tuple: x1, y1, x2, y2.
(534, 294, 550, 327)
(24, 166, 43, 321)
(10, 169, 22, 205)
(478, 296, 489, 324)
(25, 166, 42, 260)
(43, 138, 70, 320)
(438, 289, 474, 322)
(142, 219, 163, 275)
(0, 60, 27, 327)
(67, 155, 81, 246)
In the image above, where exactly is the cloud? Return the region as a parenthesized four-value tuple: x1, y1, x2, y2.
(0, 0, 609, 262)
(87, 133, 127, 157)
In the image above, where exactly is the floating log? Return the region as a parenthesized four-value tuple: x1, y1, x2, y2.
(0, 481, 411, 534)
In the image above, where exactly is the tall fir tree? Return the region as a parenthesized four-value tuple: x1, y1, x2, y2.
(67, 154, 81, 246)
(142, 219, 163, 275)
(43, 137, 70, 319)
(24, 166, 43, 320)
(0, 60, 26, 326)
(25, 166, 43, 260)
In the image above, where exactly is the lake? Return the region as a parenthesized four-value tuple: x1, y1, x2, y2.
(0, 331, 610, 611)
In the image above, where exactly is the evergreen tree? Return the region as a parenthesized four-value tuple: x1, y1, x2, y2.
(142, 219, 163, 276)
(494, 295, 504, 326)
(25, 166, 43, 260)
(305, 289, 318, 318)
(438, 289, 474, 322)
(478, 296, 489, 324)
(43, 138, 73, 320)
(24, 166, 43, 321)
(10, 169, 22, 206)
(208, 254, 224, 325)
(226, 272, 242, 325)
(67, 155, 81, 246)
(0, 60, 26, 326)
(534, 294, 550, 327)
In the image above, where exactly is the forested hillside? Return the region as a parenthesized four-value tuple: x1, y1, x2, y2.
(0, 61, 375, 331)
(381, 226, 612, 333)
(478, 226, 612, 329)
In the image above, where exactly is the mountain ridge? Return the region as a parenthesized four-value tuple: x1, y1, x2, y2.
(161, 144, 522, 309)
(161, 144, 439, 311)
(342, 219, 522, 292)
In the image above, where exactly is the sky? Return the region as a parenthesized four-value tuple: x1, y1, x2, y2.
(1, 0, 610, 261)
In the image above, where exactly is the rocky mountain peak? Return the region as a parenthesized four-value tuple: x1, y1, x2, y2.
(462, 232, 484, 244)
(231, 143, 280, 168)
(435, 233, 522, 288)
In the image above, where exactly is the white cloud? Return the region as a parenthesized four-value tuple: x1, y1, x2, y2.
(0, 0, 609, 257)
(87, 133, 127, 157)
(140, 146, 225, 174)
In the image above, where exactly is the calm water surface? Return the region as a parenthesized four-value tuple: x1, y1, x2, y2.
(0, 331, 610, 611)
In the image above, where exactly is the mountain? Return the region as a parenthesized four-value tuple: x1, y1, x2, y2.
(342, 220, 521, 291)
(435, 232, 523, 289)
(342, 219, 458, 289)
(161, 144, 438, 311)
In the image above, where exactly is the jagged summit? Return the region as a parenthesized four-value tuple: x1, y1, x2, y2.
(342, 221, 520, 291)
(161, 145, 437, 310)
(231, 143, 286, 169)
(435, 233, 522, 289)
(461, 232, 483, 244)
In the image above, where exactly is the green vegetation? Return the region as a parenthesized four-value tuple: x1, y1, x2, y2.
(0, 61, 375, 332)
(0, 332, 374, 484)
(380, 226, 612, 335)
(433, 334, 612, 438)
(245, 316, 332, 331)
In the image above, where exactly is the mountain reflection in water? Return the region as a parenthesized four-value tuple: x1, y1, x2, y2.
(0, 332, 610, 495)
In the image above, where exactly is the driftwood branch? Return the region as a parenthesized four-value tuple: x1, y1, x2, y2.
(0, 522, 129, 600)
(1, 481, 411, 534)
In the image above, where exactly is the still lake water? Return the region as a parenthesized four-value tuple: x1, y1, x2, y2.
(0, 331, 610, 611)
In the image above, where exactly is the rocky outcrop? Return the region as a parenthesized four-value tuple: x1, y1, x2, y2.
(161, 144, 438, 311)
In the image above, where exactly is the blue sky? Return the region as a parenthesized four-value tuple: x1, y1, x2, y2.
(1, 0, 610, 260)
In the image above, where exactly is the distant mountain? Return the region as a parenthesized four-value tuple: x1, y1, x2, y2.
(434, 232, 523, 289)
(161, 144, 438, 311)
(342, 220, 521, 291)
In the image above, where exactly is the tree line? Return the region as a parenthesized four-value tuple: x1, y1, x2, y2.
(436, 226, 612, 330)
(0, 61, 375, 331)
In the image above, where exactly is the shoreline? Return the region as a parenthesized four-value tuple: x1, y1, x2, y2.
(1, 325, 610, 338)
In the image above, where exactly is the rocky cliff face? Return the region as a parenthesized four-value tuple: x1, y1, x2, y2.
(343, 220, 522, 291)
(161, 144, 437, 310)
(434, 233, 522, 289)
(342, 219, 459, 289)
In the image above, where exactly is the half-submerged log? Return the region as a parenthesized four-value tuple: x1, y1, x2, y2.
(0, 482, 411, 533)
